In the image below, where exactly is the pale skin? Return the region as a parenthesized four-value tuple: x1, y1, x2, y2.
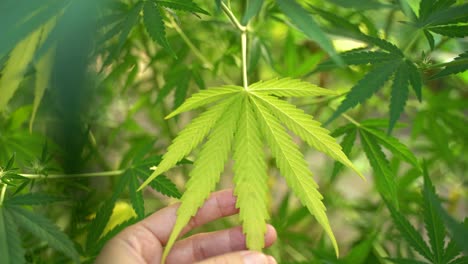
(95, 189, 278, 264)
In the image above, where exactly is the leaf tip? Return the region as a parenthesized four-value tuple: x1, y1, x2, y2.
(164, 112, 177, 119)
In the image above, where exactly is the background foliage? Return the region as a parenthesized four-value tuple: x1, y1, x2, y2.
(0, 0, 467, 263)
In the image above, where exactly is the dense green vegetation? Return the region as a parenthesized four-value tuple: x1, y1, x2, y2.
(0, 0, 467, 263)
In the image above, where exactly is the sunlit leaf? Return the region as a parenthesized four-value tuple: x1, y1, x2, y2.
(162, 95, 242, 262)
(139, 96, 240, 189)
(232, 96, 269, 250)
(0, 28, 42, 111)
(253, 92, 362, 178)
(249, 78, 338, 97)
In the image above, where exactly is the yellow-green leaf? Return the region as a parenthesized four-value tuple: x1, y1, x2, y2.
(30, 48, 54, 132)
(161, 95, 243, 262)
(249, 78, 337, 97)
(138, 96, 239, 190)
(0, 29, 42, 111)
(251, 95, 339, 256)
(233, 95, 270, 250)
(165, 85, 242, 119)
(253, 92, 363, 179)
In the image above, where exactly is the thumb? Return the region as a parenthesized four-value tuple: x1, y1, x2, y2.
(195, 251, 277, 264)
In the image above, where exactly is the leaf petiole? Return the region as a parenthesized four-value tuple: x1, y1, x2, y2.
(0, 184, 6, 206)
(18, 170, 125, 180)
(221, 2, 249, 90)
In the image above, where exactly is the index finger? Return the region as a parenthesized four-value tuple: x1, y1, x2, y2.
(139, 188, 239, 245)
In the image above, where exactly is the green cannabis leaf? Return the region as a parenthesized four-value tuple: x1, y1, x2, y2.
(414, 1, 468, 47)
(7, 205, 80, 263)
(242, 0, 264, 25)
(5, 193, 67, 206)
(0, 28, 42, 112)
(331, 121, 422, 207)
(138, 78, 363, 260)
(86, 155, 181, 251)
(276, 0, 343, 66)
(321, 42, 422, 134)
(103, 0, 208, 58)
(386, 163, 467, 264)
(430, 51, 468, 80)
(0, 207, 26, 264)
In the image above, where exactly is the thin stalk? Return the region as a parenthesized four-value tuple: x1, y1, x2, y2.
(241, 31, 248, 89)
(403, 31, 420, 54)
(0, 184, 6, 205)
(426, 58, 468, 69)
(168, 16, 213, 70)
(221, 2, 247, 32)
(221, 2, 249, 89)
(328, 104, 362, 127)
(342, 113, 361, 127)
(19, 170, 125, 180)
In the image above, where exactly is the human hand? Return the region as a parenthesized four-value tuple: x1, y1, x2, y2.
(95, 189, 278, 263)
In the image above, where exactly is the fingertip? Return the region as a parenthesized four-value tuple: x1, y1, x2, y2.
(265, 224, 277, 247)
(267, 255, 277, 264)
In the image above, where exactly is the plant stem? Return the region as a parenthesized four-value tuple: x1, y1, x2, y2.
(241, 31, 248, 89)
(221, 2, 249, 90)
(327, 104, 362, 127)
(342, 113, 361, 127)
(168, 16, 213, 70)
(426, 58, 468, 69)
(0, 184, 6, 205)
(221, 2, 247, 32)
(403, 31, 420, 54)
(19, 170, 125, 180)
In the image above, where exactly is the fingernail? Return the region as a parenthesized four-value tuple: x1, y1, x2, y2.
(267, 255, 277, 264)
(243, 253, 268, 264)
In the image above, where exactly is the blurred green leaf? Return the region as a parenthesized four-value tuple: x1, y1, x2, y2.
(276, 0, 343, 66)
(7, 205, 79, 263)
(0, 208, 26, 264)
(331, 128, 357, 180)
(362, 127, 419, 168)
(0, 29, 41, 112)
(242, 0, 263, 25)
(360, 130, 398, 207)
(343, 235, 376, 264)
(5, 193, 67, 206)
(407, 61, 422, 101)
(430, 51, 468, 79)
(422, 165, 446, 263)
(389, 64, 410, 134)
(128, 170, 145, 219)
(144, 1, 175, 56)
(327, 60, 400, 124)
(386, 202, 433, 262)
(429, 25, 468, 37)
(155, 0, 209, 15)
(315, 50, 395, 72)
